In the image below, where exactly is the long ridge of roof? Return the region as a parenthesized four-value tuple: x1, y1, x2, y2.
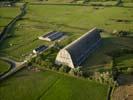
(63, 27, 98, 50)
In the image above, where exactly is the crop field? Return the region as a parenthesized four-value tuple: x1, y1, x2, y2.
(0, 7, 20, 32)
(0, 69, 108, 100)
(0, 60, 10, 74)
(0, 4, 133, 62)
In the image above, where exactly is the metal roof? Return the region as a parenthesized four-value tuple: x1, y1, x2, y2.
(63, 28, 101, 66)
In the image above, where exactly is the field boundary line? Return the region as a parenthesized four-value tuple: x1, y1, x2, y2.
(36, 77, 60, 100)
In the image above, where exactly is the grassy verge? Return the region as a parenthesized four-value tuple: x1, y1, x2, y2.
(0, 60, 10, 74)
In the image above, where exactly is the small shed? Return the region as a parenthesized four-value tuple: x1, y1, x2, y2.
(38, 31, 64, 41)
(33, 45, 48, 54)
(0, 2, 15, 7)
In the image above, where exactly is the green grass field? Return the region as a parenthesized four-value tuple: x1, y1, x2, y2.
(115, 54, 133, 68)
(0, 7, 20, 32)
(0, 69, 108, 100)
(0, 2, 133, 100)
(0, 60, 10, 74)
(82, 37, 133, 69)
(0, 4, 133, 62)
(21, 0, 133, 3)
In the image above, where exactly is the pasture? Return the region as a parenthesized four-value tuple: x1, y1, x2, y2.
(0, 4, 133, 62)
(0, 69, 108, 100)
(0, 6, 20, 72)
(115, 54, 133, 68)
(82, 37, 133, 69)
(0, 7, 20, 32)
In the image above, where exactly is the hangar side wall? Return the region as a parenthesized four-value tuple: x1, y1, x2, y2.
(55, 49, 74, 68)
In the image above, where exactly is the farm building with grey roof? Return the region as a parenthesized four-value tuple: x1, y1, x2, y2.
(55, 28, 102, 68)
(38, 31, 64, 41)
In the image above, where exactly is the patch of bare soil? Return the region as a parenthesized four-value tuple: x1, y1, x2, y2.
(112, 74, 133, 100)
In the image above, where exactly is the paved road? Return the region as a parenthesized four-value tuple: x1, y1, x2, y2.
(0, 3, 29, 80)
(0, 57, 26, 80)
(0, 44, 54, 80)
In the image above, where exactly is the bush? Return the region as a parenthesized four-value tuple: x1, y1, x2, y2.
(77, 70, 83, 77)
(91, 3, 104, 6)
(83, 0, 90, 4)
(69, 67, 84, 77)
(82, 71, 92, 78)
(112, 67, 119, 80)
(52, 66, 59, 71)
(69, 68, 76, 76)
(117, 31, 129, 37)
(127, 68, 133, 74)
(116, 0, 123, 6)
(34, 56, 42, 64)
(59, 65, 71, 73)
(93, 71, 117, 85)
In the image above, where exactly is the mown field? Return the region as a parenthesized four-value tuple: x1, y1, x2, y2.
(0, 4, 132, 62)
(0, 60, 10, 74)
(0, 69, 108, 100)
(0, 7, 20, 32)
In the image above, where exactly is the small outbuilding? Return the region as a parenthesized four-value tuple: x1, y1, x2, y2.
(33, 45, 48, 54)
(38, 31, 64, 41)
(55, 28, 102, 68)
(0, 2, 15, 7)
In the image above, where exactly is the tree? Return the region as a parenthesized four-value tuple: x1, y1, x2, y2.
(69, 68, 75, 76)
(127, 68, 133, 74)
(69, 67, 83, 77)
(53, 41, 61, 49)
(116, 0, 123, 6)
(83, 0, 90, 4)
(59, 65, 71, 73)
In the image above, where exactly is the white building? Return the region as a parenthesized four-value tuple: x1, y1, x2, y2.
(33, 45, 48, 54)
(38, 31, 64, 41)
(55, 28, 102, 68)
